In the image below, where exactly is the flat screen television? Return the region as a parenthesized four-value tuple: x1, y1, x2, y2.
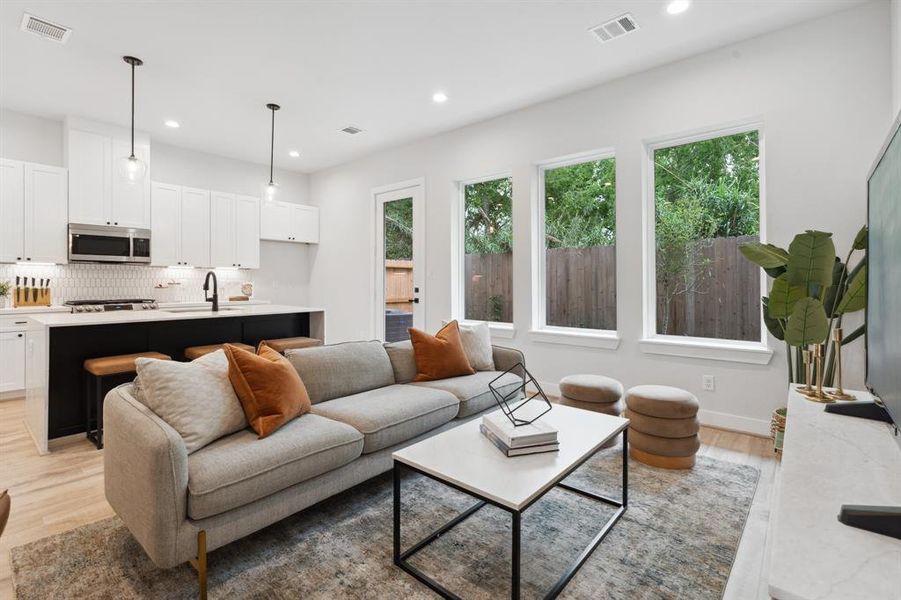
(867, 111, 901, 439)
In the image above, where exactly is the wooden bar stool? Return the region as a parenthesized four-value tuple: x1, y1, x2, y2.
(259, 337, 322, 354)
(84, 351, 171, 449)
(184, 343, 253, 360)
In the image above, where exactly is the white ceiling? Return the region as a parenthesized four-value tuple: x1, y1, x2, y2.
(0, 0, 864, 173)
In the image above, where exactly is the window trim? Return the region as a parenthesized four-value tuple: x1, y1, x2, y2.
(452, 172, 515, 328)
(641, 120, 771, 363)
(530, 148, 619, 347)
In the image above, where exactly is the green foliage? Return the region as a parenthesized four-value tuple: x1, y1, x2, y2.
(837, 264, 866, 314)
(739, 242, 790, 269)
(383, 198, 413, 260)
(784, 297, 830, 346)
(787, 230, 836, 292)
(761, 297, 785, 341)
(464, 178, 513, 254)
(0, 281, 9, 298)
(768, 274, 806, 319)
(544, 159, 616, 248)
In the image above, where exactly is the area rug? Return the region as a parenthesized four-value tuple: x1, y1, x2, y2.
(10, 447, 758, 599)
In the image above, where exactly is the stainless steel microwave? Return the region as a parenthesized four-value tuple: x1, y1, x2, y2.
(68, 224, 151, 263)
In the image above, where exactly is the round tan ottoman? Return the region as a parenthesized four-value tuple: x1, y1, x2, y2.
(625, 385, 700, 469)
(559, 374, 624, 447)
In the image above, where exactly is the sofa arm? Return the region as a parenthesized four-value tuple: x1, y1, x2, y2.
(103, 384, 189, 568)
(492, 345, 525, 380)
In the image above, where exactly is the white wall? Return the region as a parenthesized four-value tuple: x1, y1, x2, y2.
(893, 0, 901, 116)
(309, 3, 893, 434)
(0, 109, 312, 306)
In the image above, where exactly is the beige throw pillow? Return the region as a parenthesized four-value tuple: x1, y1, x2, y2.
(134, 350, 248, 453)
(458, 321, 495, 371)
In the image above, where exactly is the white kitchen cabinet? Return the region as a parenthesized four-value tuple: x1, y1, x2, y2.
(260, 200, 319, 244)
(0, 159, 25, 263)
(67, 126, 150, 228)
(0, 158, 67, 264)
(0, 330, 26, 393)
(151, 182, 211, 267)
(210, 192, 259, 269)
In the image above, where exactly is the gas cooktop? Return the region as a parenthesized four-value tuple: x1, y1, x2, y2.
(64, 299, 158, 313)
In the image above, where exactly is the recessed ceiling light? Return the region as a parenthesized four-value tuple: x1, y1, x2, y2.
(288, 150, 300, 158)
(432, 91, 448, 103)
(666, 0, 690, 15)
(164, 120, 180, 128)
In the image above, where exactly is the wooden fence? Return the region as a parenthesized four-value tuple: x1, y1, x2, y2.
(384, 259, 414, 313)
(462, 235, 760, 340)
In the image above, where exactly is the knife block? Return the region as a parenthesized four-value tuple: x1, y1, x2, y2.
(14, 288, 51, 308)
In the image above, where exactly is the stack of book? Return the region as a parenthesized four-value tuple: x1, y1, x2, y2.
(480, 412, 559, 457)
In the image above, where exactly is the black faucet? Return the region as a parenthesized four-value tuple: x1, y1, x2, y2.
(203, 271, 219, 312)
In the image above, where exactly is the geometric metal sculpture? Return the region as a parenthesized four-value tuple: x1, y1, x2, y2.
(488, 362, 552, 427)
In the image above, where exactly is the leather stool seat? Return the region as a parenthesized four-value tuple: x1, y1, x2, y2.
(84, 351, 171, 376)
(261, 337, 322, 353)
(185, 343, 253, 360)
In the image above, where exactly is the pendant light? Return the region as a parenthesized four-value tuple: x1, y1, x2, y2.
(264, 103, 280, 201)
(117, 56, 147, 183)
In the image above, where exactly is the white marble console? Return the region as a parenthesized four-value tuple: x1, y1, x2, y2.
(768, 386, 901, 599)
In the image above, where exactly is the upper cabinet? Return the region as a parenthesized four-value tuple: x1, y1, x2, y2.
(66, 119, 151, 229)
(0, 158, 68, 264)
(260, 200, 319, 244)
(210, 192, 259, 269)
(150, 182, 210, 267)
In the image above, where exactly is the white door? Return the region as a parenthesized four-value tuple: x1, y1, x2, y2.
(292, 204, 320, 243)
(374, 180, 425, 342)
(0, 331, 26, 393)
(234, 195, 260, 268)
(210, 191, 236, 267)
(68, 129, 111, 225)
(260, 200, 291, 241)
(111, 139, 151, 228)
(24, 163, 68, 264)
(150, 182, 181, 266)
(181, 187, 211, 267)
(0, 158, 25, 263)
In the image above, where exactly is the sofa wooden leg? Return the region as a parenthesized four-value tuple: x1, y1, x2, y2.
(189, 530, 207, 600)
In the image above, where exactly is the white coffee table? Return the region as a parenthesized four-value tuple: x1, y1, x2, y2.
(392, 403, 629, 600)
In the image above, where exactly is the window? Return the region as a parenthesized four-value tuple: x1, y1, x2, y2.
(650, 128, 762, 343)
(538, 154, 617, 331)
(462, 176, 513, 323)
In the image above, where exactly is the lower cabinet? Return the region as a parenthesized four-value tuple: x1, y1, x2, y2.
(0, 330, 26, 393)
(210, 192, 260, 269)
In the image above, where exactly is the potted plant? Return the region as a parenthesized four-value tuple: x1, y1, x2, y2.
(0, 281, 10, 309)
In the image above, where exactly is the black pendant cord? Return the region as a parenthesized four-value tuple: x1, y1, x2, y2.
(269, 107, 275, 185)
(130, 61, 136, 159)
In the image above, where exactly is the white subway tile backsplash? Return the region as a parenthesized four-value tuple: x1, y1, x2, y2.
(0, 263, 253, 304)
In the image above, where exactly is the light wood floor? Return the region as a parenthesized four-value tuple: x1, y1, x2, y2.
(0, 397, 779, 599)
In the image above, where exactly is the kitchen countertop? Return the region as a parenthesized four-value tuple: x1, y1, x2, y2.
(28, 303, 325, 327)
(0, 306, 71, 316)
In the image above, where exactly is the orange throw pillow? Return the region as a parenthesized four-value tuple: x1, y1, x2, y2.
(409, 320, 476, 382)
(223, 343, 311, 438)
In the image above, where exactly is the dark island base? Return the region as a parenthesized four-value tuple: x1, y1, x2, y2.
(49, 312, 310, 439)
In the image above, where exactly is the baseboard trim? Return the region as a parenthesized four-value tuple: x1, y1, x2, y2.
(533, 379, 771, 437)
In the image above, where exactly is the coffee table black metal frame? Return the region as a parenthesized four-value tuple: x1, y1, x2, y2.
(393, 428, 628, 600)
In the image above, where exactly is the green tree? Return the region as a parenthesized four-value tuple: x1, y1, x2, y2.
(544, 158, 616, 248)
(464, 177, 512, 254)
(384, 198, 412, 260)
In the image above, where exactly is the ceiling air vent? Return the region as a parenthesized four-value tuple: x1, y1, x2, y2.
(20, 13, 72, 44)
(589, 13, 639, 44)
(340, 125, 363, 135)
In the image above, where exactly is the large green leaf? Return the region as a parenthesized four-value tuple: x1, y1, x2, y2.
(762, 297, 785, 341)
(768, 274, 806, 319)
(787, 231, 836, 292)
(784, 297, 830, 346)
(853, 225, 867, 250)
(837, 264, 866, 314)
(739, 242, 790, 269)
(823, 259, 847, 317)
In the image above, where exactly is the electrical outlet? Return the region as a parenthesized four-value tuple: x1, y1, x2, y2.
(702, 375, 715, 392)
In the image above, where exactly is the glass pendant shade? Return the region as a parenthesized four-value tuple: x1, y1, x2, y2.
(118, 154, 147, 183)
(264, 181, 279, 201)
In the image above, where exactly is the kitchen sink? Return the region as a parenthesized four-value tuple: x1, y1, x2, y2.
(161, 306, 245, 314)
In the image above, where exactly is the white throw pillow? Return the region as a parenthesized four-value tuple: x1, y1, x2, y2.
(134, 350, 248, 453)
(458, 322, 495, 371)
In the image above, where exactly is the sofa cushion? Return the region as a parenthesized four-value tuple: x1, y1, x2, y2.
(409, 321, 475, 382)
(384, 340, 417, 384)
(285, 340, 396, 404)
(412, 371, 522, 418)
(312, 384, 458, 453)
(458, 321, 495, 371)
(187, 413, 363, 519)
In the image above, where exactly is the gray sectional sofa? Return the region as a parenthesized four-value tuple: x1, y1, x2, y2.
(103, 339, 524, 595)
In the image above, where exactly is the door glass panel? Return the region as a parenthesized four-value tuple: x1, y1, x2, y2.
(383, 197, 414, 342)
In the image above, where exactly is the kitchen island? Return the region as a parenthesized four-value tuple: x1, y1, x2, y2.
(21, 303, 325, 454)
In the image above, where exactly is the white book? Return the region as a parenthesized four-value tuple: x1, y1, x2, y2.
(482, 412, 558, 448)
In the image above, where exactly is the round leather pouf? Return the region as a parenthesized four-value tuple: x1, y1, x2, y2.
(629, 429, 699, 456)
(624, 408, 700, 439)
(559, 397, 624, 416)
(559, 374, 623, 404)
(625, 385, 699, 419)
